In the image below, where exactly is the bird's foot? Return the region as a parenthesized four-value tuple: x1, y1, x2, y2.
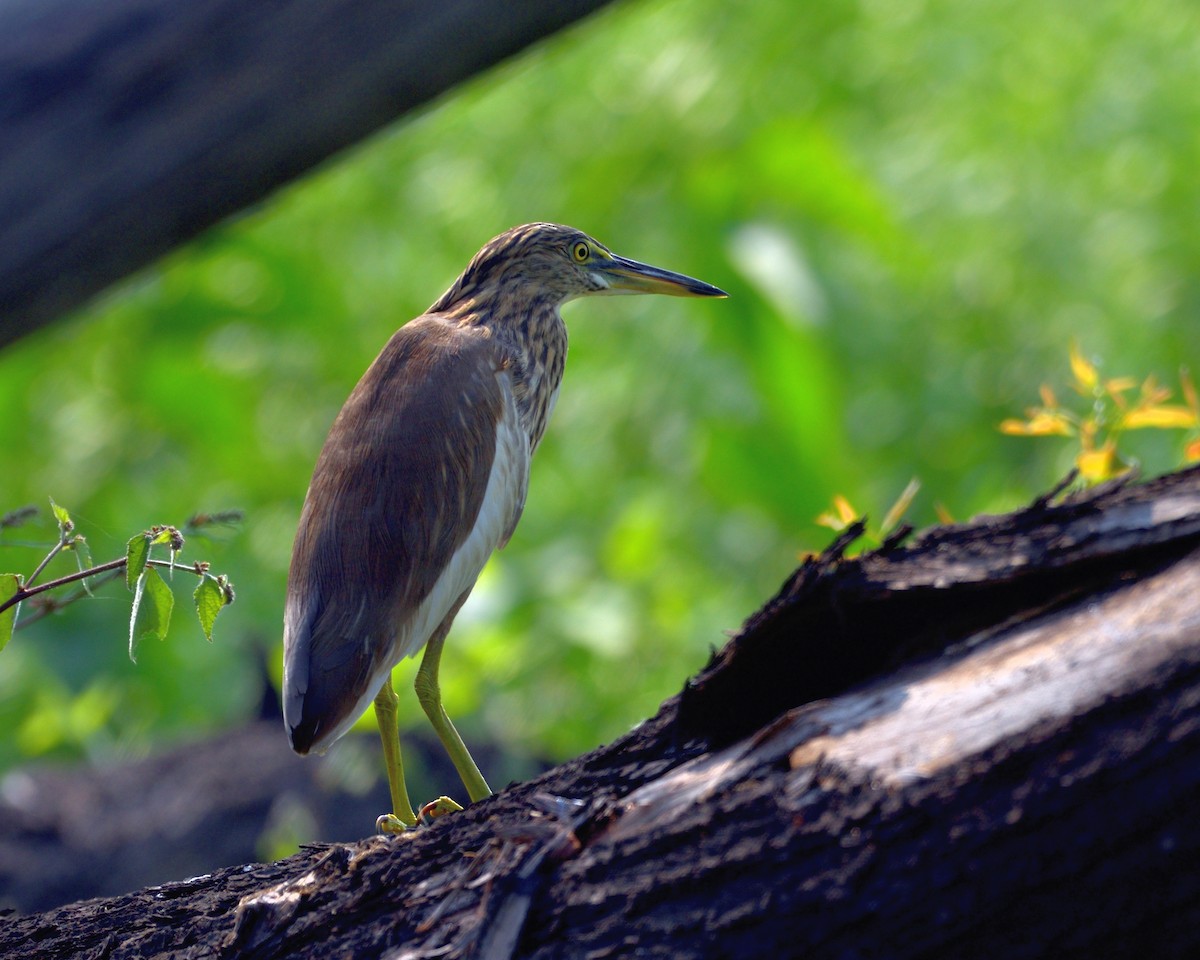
(419, 796, 464, 825)
(374, 796, 463, 834)
(375, 813, 415, 835)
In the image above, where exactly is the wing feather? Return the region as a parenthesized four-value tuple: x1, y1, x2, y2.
(283, 317, 525, 753)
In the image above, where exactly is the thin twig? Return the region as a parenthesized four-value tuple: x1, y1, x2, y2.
(14, 568, 125, 630)
(0, 556, 207, 618)
(25, 537, 68, 589)
(0, 557, 126, 616)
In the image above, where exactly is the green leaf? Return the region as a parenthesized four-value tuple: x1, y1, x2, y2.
(74, 538, 95, 597)
(142, 568, 175, 640)
(48, 497, 73, 534)
(0, 573, 23, 653)
(126, 534, 151, 591)
(128, 567, 174, 662)
(193, 575, 227, 642)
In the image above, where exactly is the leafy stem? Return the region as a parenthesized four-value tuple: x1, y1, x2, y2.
(1001, 341, 1200, 482)
(0, 501, 239, 656)
(0, 557, 212, 617)
(24, 499, 76, 589)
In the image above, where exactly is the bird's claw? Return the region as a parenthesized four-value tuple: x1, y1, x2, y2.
(419, 796, 464, 825)
(375, 796, 463, 834)
(375, 813, 413, 835)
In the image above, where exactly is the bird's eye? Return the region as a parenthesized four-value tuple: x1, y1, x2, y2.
(571, 241, 590, 262)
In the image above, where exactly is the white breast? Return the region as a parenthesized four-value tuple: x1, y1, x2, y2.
(391, 379, 530, 663)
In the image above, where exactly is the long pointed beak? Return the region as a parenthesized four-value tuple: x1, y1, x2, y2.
(597, 254, 728, 298)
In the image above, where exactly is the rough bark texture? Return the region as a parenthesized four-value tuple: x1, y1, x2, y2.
(3, 466, 1200, 959)
(0, 0, 614, 348)
(0, 715, 531, 915)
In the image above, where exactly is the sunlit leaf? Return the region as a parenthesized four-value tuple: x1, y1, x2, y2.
(833, 495, 858, 524)
(815, 512, 845, 531)
(128, 573, 145, 662)
(816, 494, 860, 531)
(881, 478, 920, 533)
(143, 568, 174, 639)
(1000, 411, 1073, 437)
(1030, 412, 1071, 435)
(1139, 375, 1171, 406)
(128, 567, 174, 661)
(0, 573, 23, 653)
(48, 498, 73, 535)
(1076, 443, 1124, 483)
(1106, 381, 1130, 412)
(1180, 368, 1198, 415)
(193, 575, 227, 642)
(1186, 438, 1200, 463)
(74, 538, 95, 597)
(1069, 341, 1099, 391)
(1121, 405, 1198, 430)
(1104, 377, 1136, 396)
(125, 534, 151, 591)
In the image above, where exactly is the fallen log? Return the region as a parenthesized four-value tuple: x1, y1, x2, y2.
(3, 466, 1198, 959)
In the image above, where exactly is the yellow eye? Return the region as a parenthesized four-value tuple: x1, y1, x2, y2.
(571, 241, 590, 262)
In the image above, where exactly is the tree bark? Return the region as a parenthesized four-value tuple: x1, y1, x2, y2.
(0, 0, 613, 349)
(3, 466, 1200, 959)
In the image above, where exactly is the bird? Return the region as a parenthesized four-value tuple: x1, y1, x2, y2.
(282, 222, 726, 832)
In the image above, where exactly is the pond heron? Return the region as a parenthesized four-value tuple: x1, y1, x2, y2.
(282, 223, 726, 831)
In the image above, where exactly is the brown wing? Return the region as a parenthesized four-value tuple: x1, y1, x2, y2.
(282, 316, 509, 754)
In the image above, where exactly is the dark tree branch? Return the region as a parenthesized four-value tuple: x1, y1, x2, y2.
(0, 0, 614, 348)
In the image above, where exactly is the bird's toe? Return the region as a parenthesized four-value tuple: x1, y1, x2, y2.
(418, 796, 464, 825)
(375, 813, 415, 835)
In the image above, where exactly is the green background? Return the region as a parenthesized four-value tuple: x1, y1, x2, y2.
(2, 0, 1196, 812)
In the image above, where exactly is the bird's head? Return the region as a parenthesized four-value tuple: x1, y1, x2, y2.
(431, 223, 727, 315)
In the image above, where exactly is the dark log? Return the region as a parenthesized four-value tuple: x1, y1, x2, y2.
(2, 466, 1199, 959)
(0, 0, 613, 349)
(0, 718, 532, 915)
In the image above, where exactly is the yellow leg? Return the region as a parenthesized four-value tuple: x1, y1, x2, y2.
(414, 629, 492, 804)
(373, 676, 418, 832)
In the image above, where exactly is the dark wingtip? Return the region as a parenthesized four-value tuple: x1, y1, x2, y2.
(287, 718, 317, 756)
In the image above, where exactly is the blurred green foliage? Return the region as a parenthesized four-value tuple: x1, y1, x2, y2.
(1, 0, 1197, 784)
